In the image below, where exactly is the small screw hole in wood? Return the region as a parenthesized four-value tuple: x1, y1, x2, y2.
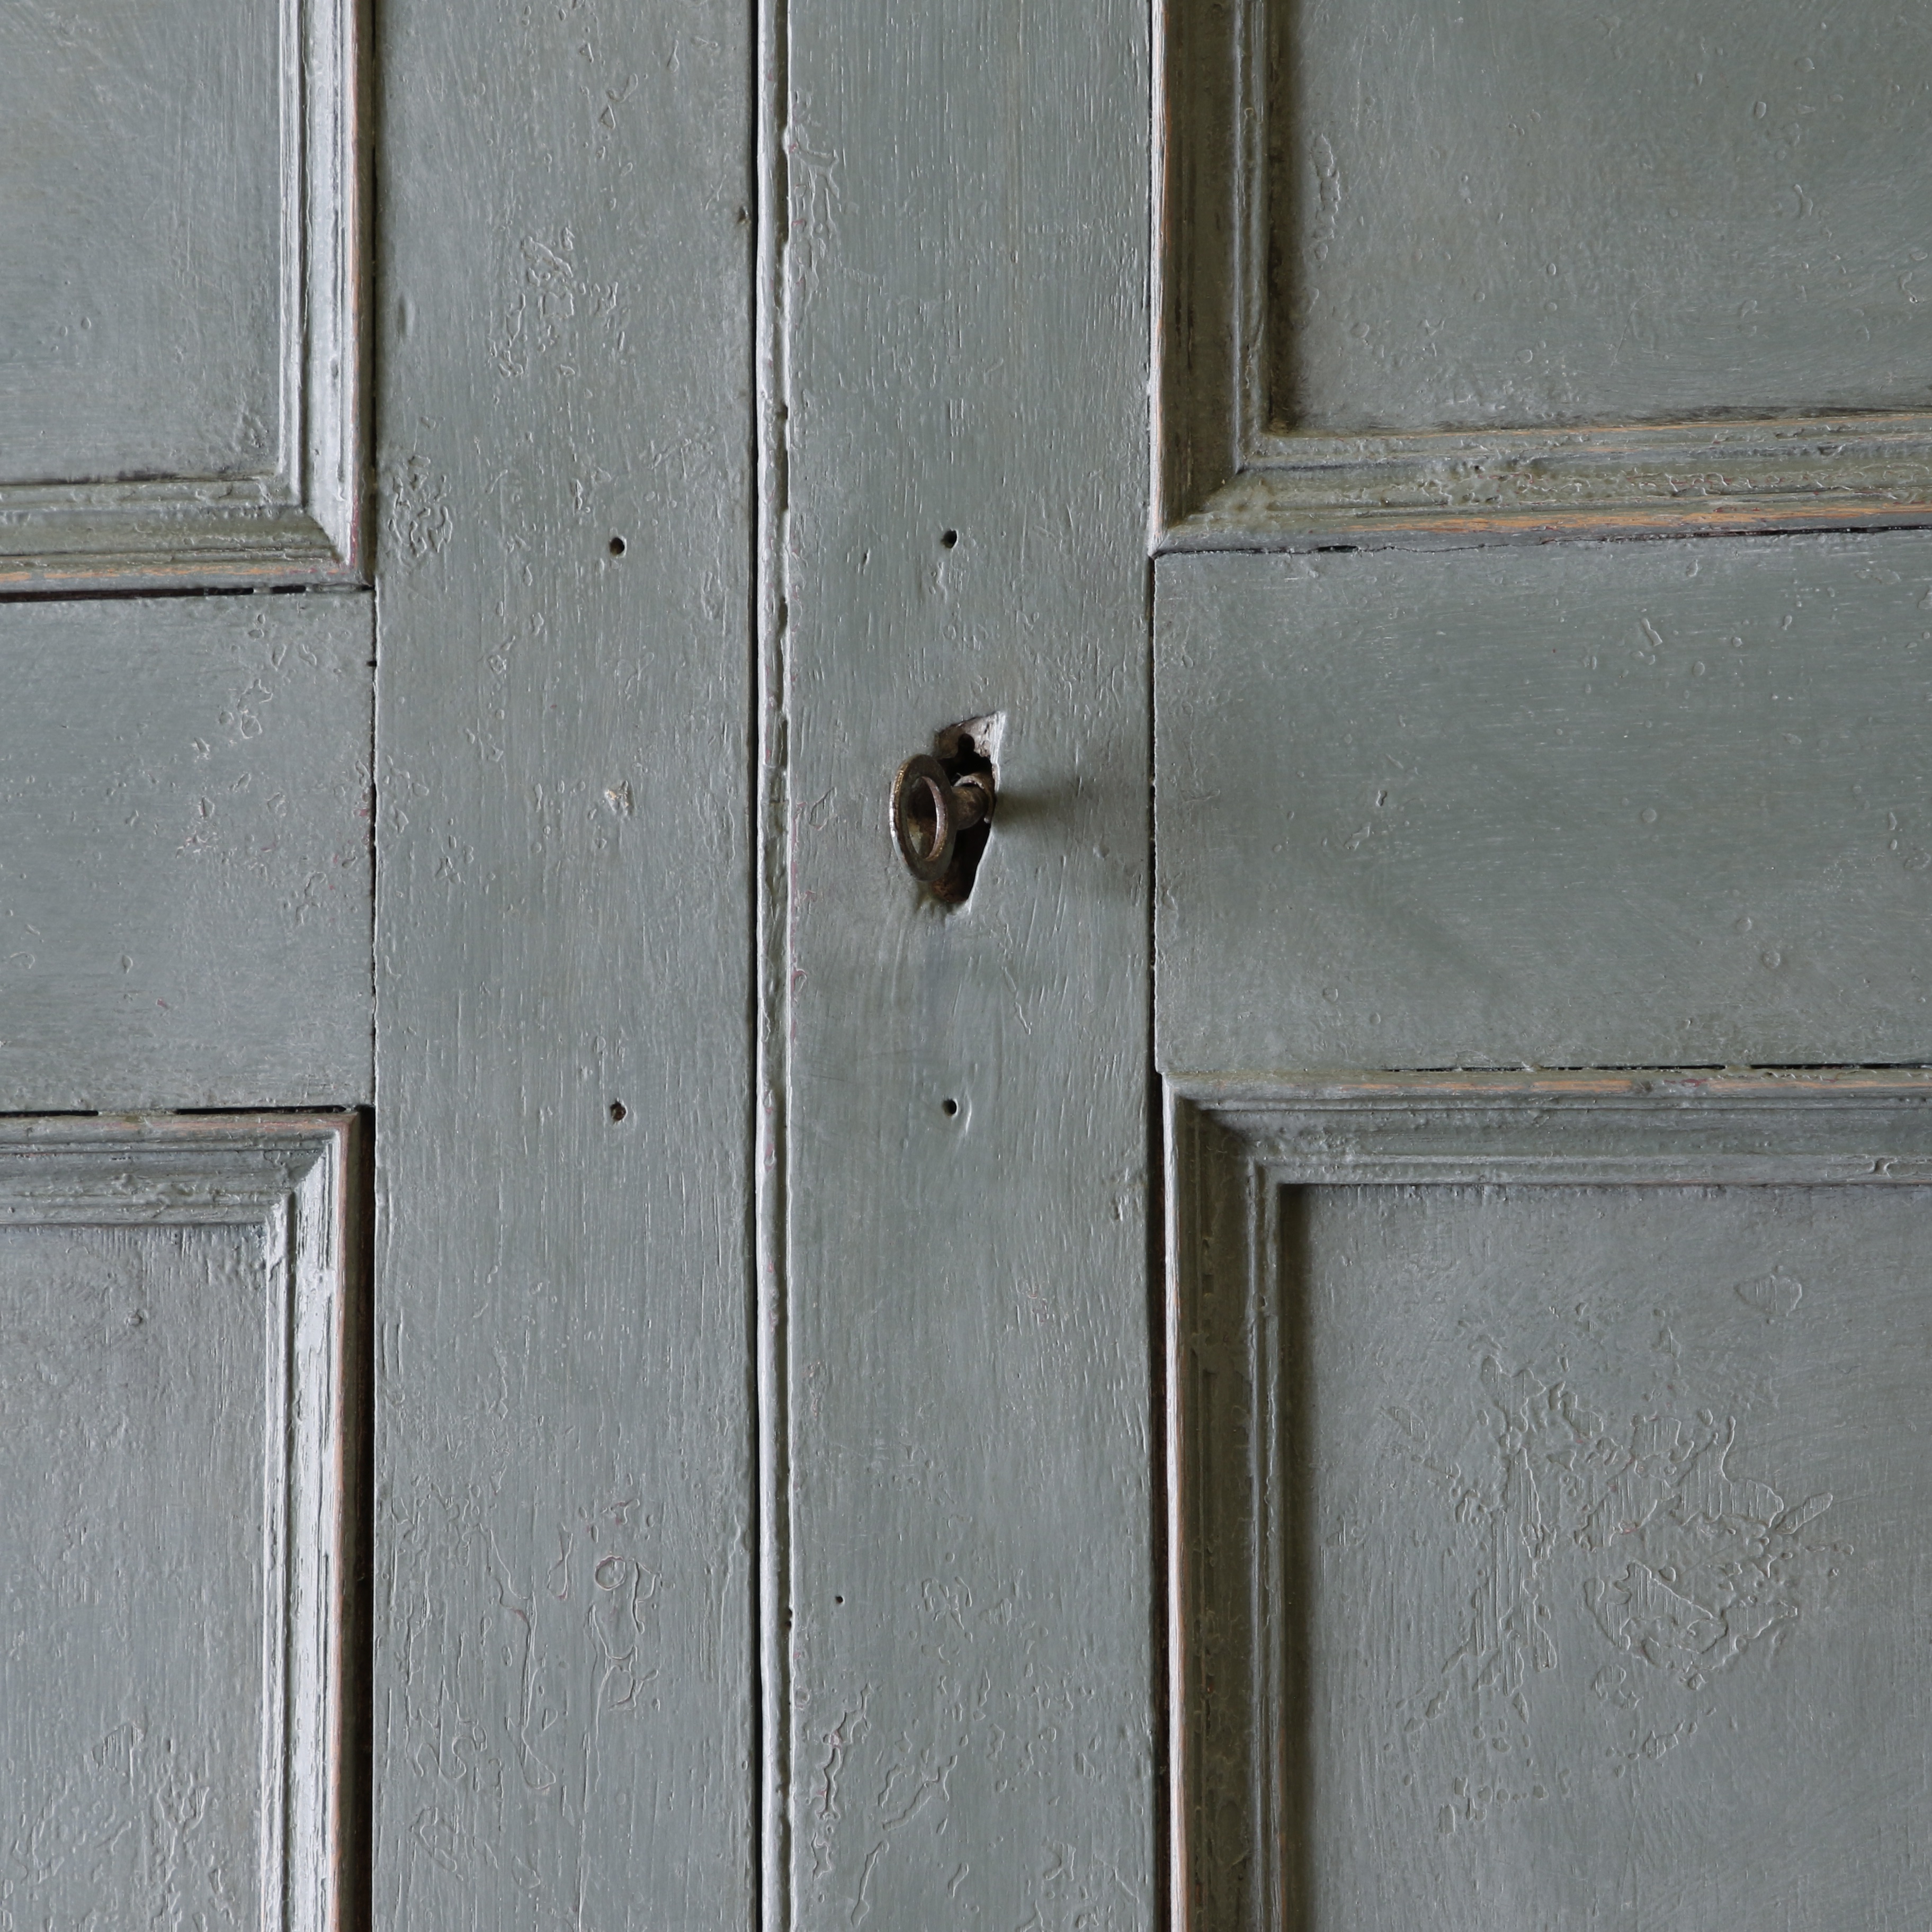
(609, 1101, 628, 1122)
(940, 529, 959, 549)
(942, 1097, 959, 1117)
(609, 536, 627, 557)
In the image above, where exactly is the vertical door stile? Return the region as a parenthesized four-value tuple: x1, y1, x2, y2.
(372, 0, 759, 1922)
(777, 0, 1159, 1918)
(756, 0, 794, 1912)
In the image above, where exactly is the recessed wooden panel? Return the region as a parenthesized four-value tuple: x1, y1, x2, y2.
(371, 0, 762, 1911)
(0, 0, 361, 587)
(0, 1117, 360, 1932)
(1156, 531, 1932, 1076)
(1170, 1079, 1932, 1932)
(1269, 0, 1932, 437)
(0, 591, 373, 1108)
(1158, 0, 1932, 540)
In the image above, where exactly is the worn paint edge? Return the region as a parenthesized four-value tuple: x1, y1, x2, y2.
(1164, 473, 1932, 553)
(1168, 1068, 1932, 1107)
(0, 528, 363, 595)
(1161, 1085, 1191, 1932)
(1151, 0, 1241, 532)
(754, 0, 793, 1911)
(1147, 0, 1169, 549)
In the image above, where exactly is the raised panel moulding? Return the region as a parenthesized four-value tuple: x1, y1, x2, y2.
(0, 1115, 363, 1932)
(0, 591, 376, 1111)
(1156, 0, 1932, 545)
(1153, 531, 1932, 1078)
(0, 0, 362, 590)
(1167, 1072, 1932, 1932)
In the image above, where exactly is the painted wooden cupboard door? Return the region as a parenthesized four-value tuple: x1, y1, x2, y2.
(2, 1, 755, 1929)
(779, 0, 1932, 1927)
(1154, 1, 1932, 1926)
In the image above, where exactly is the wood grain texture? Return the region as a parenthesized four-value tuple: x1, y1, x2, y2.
(1170, 1079, 1932, 1932)
(1168, 415, 1932, 550)
(0, 0, 364, 589)
(1157, 0, 1932, 540)
(370, 0, 755, 1923)
(0, 1114, 359, 1932)
(1157, 529, 1932, 1075)
(0, 591, 373, 1109)
(779, 0, 1155, 1920)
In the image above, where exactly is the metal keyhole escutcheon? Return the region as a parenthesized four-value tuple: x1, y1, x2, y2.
(891, 752, 994, 900)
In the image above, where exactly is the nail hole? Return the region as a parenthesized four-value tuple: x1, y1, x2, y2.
(941, 1097, 959, 1117)
(609, 1101, 629, 1123)
(608, 535, 627, 557)
(834, 1595, 844, 1605)
(940, 529, 959, 549)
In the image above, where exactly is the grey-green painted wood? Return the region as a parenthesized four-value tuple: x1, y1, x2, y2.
(1157, 530, 1932, 1075)
(0, 0, 364, 588)
(1270, 0, 1932, 435)
(1300, 1184, 1927, 1928)
(0, 1116, 357, 1932)
(371, 0, 755, 1924)
(778, 0, 1153, 1922)
(1162, 0, 1932, 1918)
(1157, 0, 1932, 542)
(1171, 1079, 1932, 1931)
(0, 0, 278, 478)
(0, 591, 373, 1108)
(1167, 416, 1932, 550)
